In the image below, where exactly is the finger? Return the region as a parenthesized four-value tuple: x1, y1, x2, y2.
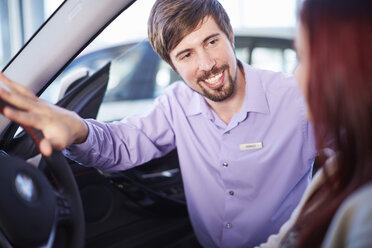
(0, 72, 13, 87)
(39, 139, 53, 157)
(4, 107, 55, 156)
(2, 106, 45, 131)
(0, 72, 38, 99)
(0, 82, 40, 112)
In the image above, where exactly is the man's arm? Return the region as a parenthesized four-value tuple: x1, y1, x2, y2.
(0, 72, 88, 156)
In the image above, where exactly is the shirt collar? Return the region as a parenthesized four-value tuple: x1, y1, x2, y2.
(185, 61, 270, 117)
(240, 62, 270, 115)
(185, 91, 214, 120)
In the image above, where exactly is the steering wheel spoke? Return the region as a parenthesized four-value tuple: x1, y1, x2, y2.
(55, 192, 74, 222)
(0, 130, 85, 248)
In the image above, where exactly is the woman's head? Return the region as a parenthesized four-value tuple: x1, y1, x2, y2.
(296, 0, 372, 162)
(293, 0, 372, 246)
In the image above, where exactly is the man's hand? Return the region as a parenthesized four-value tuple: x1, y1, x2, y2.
(0, 72, 89, 156)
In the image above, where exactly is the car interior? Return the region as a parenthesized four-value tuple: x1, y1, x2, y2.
(0, 0, 298, 247)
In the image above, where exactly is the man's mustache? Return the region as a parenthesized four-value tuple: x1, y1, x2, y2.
(197, 64, 229, 82)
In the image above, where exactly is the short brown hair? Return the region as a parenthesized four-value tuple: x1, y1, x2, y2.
(148, 0, 233, 69)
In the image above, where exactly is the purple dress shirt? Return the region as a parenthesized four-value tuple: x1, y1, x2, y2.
(64, 62, 316, 248)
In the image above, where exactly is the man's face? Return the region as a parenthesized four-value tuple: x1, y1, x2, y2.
(169, 16, 238, 102)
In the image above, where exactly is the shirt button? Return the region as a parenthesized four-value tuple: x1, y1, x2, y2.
(222, 162, 228, 167)
(226, 223, 232, 229)
(229, 191, 234, 196)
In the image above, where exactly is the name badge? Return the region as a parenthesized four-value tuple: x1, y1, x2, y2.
(239, 142, 263, 150)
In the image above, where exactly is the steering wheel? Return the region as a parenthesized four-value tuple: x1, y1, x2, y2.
(0, 128, 85, 248)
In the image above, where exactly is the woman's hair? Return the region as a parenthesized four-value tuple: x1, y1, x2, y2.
(147, 0, 233, 70)
(292, 0, 372, 246)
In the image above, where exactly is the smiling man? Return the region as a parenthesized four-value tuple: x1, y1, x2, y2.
(170, 20, 238, 104)
(0, 0, 316, 247)
(168, 16, 243, 125)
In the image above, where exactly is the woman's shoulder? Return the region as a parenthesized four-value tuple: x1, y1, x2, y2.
(338, 182, 372, 217)
(322, 182, 372, 248)
(346, 183, 372, 204)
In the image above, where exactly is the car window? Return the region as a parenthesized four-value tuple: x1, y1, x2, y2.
(251, 47, 296, 74)
(104, 43, 145, 102)
(235, 47, 250, 65)
(252, 48, 282, 71)
(283, 48, 297, 74)
(235, 37, 296, 75)
(154, 60, 175, 98)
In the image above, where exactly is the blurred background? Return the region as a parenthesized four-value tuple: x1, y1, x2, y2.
(0, 0, 301, 69)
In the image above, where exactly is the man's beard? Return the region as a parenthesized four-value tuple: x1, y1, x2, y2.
(197, 64, 236, 102)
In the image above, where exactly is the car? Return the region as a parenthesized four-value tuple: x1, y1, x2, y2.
(0, 1, 295, 247)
